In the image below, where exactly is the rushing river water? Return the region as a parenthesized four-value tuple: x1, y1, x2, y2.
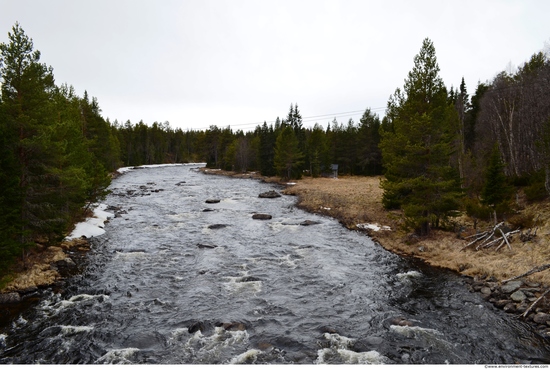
(1, 164, 549, 364)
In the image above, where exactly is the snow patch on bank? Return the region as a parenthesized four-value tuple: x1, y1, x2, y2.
(116, 163, 206, 174)
(117, 163, 206, 175)
(67, 164, 206, 240)
(357, 223, 391, 232)
(66, 203, 113, 240)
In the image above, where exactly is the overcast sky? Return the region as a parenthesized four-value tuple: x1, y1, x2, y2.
(1, 0, 549, 131)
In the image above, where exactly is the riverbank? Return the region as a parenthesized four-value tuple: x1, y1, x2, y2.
(202, 168, 550, 336)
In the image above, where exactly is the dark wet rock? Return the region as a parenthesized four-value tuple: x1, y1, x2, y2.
(202, 208, 215, 212)
(533, 313, 550, 325)
(53, 257, 79, 277)
(208, 224, 228, 229)
(252, 213, 272, 220)
(197, 243, 217, 249)
(188, 321, 205, 334)
(503, 303, 517, 313)
(114, 209, 128, 218)
(388, 317, 414, 327)
(515, 303, 529, 314)
(501, 280, 523, 294)
(238, 276, 261, 282)
(175, 181, 186, 186)
(258, 190, 281, 199)
(218, 321, 247, 331)
(205, 199, 221, 204)
(319, 326, 339, 334)
(300, 220, 321, 226)
(0, 292, 21, 304)
(510, 290, 527, 302)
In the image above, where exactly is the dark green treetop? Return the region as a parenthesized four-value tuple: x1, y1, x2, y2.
(380, 38, 462, 236)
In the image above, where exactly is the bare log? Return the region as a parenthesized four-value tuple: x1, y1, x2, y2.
(476, 231, 496, 250)
(502, 263, 550, 283)
(464, 231, 487, 240)
(498, 228, 512, 251)
(494, 238, 507, 252)
(460, 232, 489, 251)
(521, 288, 550, 319)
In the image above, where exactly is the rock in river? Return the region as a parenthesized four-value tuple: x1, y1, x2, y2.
(208, 224, 228, 229)
(258, 190, 281, 198)
(300, 220, 321, 226)
(205, 199, 221, 204)
(252, 213, 272, 220)
(197, 243, 217, 249)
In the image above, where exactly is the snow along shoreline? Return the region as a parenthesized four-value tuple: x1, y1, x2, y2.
(66, 163, 206, 240)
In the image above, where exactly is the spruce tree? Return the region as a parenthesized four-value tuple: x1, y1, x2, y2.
(274, 126, 304, 180)
(481, 144, 513, 209)
(379, 38, 462, 235)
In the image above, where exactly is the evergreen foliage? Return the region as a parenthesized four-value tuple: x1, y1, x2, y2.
(2, 22, 550, 276)
(0, 24, 114, 275)
(274, 125, 304, 180)
(379, 38, 463, 235)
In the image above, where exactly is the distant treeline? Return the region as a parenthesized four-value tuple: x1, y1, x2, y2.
(1, 24, 550, 275)
(114, 103, 384, 178)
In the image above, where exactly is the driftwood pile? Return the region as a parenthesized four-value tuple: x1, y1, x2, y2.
(461, 222, 520, 252)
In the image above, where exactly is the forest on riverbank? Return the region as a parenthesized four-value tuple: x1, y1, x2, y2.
(1, 23, 550, 282)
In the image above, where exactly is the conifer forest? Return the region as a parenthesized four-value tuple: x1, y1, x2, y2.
(1, 23, 550, 276)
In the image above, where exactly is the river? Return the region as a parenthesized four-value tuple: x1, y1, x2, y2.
(0, 164, 549, 364)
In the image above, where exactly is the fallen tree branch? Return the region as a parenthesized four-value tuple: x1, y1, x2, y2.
(503, 263, 550, 283)
(476, 231, 496, 250)
(461, 223, 518, 252)
(521, 287, 550, 319)
(460, 231, 489, 251)
(498, 228, 513, 251)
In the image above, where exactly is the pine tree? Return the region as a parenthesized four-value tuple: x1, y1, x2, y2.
(379, 38, 462, 235)
(358, 108, 382, 175)
(257, 122, 276, 176)
(274, 126, 304, 180)
(0, 22, 60, 244)
(306, 123, 328, 177)
(481, 144, 513, 209)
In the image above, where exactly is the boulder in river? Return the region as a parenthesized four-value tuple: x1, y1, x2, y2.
(205, 199, 221, 204)
(252, 213, 272, 220)
(258, 190, 281, 199)
(218, 321, 247, 331)
(388, 317, 414, 327)
(300, 220, 321, 226)
(208, 224, 228, 229)
(197, 243, 217, 249)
